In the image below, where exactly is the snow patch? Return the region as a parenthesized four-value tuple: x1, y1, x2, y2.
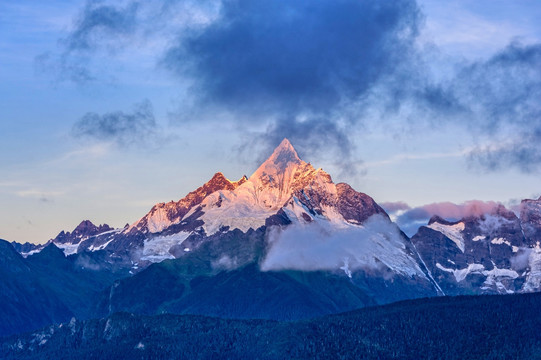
(21, 248, 43, 258)
(140, 232, 190, 263)
(427, 222, 466, 252)
(491, 237, 511, 246)
(472, 235, 485, 242)
(340, 257, 352, 278)
(454, 263, 485, 282)
(88, 237, 115, 252)
(282, 196, 314, 224)
(523, 243, 541, 292)
(479, 214, 513, 235)
(55, 242, 79, 256)
(482, 265, 519, 294)
(198, 187, 273, 236)
(146, 206, 180, 233)
(436, 262, 454, 273)
(436, 262, 518, 289)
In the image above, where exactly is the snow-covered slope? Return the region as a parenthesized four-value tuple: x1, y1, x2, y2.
(197, 139, 391, 235)
(127, 172, 248, 235)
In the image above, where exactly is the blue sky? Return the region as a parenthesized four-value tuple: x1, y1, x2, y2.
(1, 0, 540, 244)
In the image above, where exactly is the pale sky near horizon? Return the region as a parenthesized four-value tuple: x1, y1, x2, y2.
(1, 0, 540, 244)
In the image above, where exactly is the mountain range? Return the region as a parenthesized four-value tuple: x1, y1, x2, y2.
(3, 138, 541, 340)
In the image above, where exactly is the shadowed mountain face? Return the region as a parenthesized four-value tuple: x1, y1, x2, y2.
(93, 225, 436, 321)
(0, 240, 126, 337)
(521, 196, 541, 243)
(0, 240, 72, 337)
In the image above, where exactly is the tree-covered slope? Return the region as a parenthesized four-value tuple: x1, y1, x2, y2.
(4, 292, 541, 359)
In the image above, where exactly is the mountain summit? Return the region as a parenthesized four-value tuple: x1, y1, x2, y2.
(254, 138, 302, 173)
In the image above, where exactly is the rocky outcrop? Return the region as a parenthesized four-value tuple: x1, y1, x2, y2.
(53, 220, 113, 245)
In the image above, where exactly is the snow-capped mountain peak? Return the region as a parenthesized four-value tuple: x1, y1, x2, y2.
(244, 139, 318, 209)
(252, 138, 301, 175)
(192, 139, 390, 238)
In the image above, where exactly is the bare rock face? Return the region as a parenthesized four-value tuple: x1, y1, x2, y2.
(520, 196, 541, 244)
(335, 183, 389, 224)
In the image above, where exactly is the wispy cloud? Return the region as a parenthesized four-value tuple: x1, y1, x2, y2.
(364, 149, 470, 168)
(72, 99, 167, 148)
(64, 1, 139, 52)
(453, 42, 541, 172)
(380, 201, 410, 214)
(421, 2, 538, 58)
(384, 199, 506, 236)
(35, 0, 221, 84)
(53, 143, 112, 163)
(34, 1, 139, 84)
(0, 181, 23, 188)
(261, 214, 415, 275)
(15, 188, 64, 203)
(468, 132, 541, 174)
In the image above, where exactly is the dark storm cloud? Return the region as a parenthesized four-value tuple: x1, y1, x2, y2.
(252, 115, 359, 173)
(164, 0, 424, 168)
(163, 6, 541, 172)
(72, 100, 163, 147)
(49, 0, 541, 173)
(166, 0, 421, 112)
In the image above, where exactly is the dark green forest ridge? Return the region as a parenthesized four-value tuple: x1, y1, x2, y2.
(3, 292, 541, 360)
